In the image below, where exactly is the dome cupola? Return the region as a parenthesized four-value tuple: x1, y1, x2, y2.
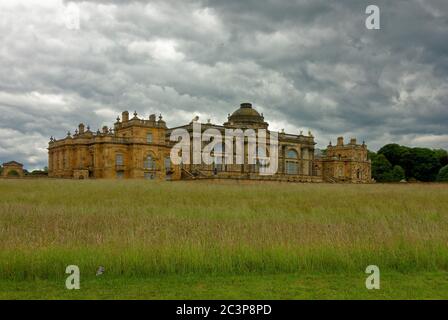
(224, 102, 268, 129)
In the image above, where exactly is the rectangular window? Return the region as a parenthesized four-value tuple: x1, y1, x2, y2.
(164, 157, 171, 170)
(116, 154, 124, 166)
(147, 133, 153, 143)
(286, 161, 298, 175)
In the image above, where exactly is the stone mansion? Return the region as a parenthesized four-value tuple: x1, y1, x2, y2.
(48, 103, 371, 183)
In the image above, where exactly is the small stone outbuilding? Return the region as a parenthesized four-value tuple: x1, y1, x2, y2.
(1, 161, 24, 178)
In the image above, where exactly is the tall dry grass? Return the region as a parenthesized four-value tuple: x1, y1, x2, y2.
(0, 180, 447, 279)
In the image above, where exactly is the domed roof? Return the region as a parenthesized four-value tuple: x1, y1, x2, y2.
(225, 103, 268, 128)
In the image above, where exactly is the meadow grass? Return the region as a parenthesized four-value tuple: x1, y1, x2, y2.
(0, 179, 447, 298)
(3, 272, 448, 299)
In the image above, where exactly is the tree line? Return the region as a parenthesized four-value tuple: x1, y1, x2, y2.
(369, 144, 448, 182)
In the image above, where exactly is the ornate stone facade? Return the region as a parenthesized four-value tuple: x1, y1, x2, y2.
(314, 137, 371, 183)
(48, 103, 371, 183)
(48, 112, 179, 180)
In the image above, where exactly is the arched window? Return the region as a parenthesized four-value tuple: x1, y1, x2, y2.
(116, 153, 124, 166)
(144, 155, 155, 170)
(287, 149, 298, 159)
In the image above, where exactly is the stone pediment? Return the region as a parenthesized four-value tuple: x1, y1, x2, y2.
(2, 161, 23, 167)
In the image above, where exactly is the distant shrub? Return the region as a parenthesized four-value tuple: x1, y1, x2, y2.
(437, 165, 448, 182)
(28, 170, 48, 176)
(390, 165, 405, 182)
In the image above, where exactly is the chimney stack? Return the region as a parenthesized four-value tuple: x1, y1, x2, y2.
(78, 123, 85, 134)
(350, 138, 357, 145)
(102, 126, 108, 134)
(122, 111, 129, 122)
(337, 136, 344, 146)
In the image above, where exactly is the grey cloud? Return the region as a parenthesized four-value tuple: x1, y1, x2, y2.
(0, 0, 447, 169)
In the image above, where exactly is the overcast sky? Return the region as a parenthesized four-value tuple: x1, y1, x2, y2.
(0, 0, 447, 169)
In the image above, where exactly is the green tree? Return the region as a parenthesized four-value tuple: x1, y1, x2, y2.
(367, 150, 377, 161)
(29, 169, 48, 176)
(437, 165, 448, 182)
(379, 144, 442, 181)
(378, 144, 409, 166)
(434, 149, 448, 167)
(371, 154, 392, 182)
(406, 148, 441, 181)
(390, 165, 405, 182)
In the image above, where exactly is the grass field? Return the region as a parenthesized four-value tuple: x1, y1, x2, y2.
(0, 179, 447, 299)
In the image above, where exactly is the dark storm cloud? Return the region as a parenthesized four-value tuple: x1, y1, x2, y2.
(0, 0, 447, 169)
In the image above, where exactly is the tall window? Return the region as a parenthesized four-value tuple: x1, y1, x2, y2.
(147, 132, 153, 143)
(63, 154, 67, 169)
(116, 154, 124, 166)
(286, 149, 298, 175)
(144, 155, 155, 170)
(164, 157, 171, 171)
(257, 147, 269, 168)
(285, 161, 298, 174)
(213, 143, 224, 171)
